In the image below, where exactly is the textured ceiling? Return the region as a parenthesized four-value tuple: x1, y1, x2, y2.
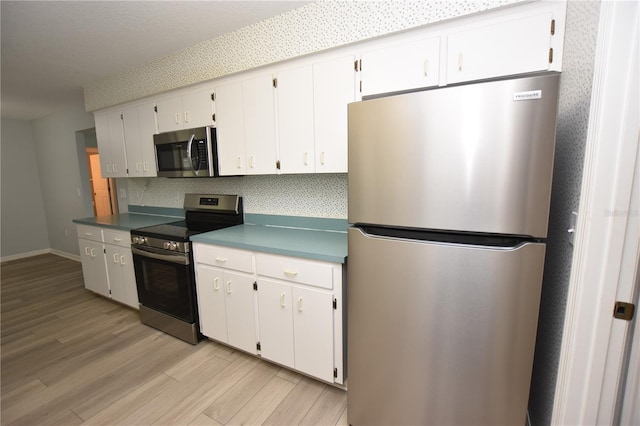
(0, 1, 310, 121)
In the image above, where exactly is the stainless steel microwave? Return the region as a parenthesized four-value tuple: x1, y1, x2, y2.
(154, 126, 219, 178)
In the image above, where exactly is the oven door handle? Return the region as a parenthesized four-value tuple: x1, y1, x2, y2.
(132, 246, 190, 265)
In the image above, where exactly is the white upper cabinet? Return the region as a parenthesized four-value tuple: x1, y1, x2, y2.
(243, 74, 278, 175)
(122, 102, 157, 177)
(214, 81, 247, 175)
(94, 110, 128, 178)
(276, 64, 316, 174)
(446, 12, 556, 84)
(313, 55, 357, 173)
(360, 36, 440, 96)
(155, 87, 214, 133)
(215, 74, 278, 176)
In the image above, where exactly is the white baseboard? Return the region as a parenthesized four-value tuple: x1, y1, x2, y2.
(50, 250, 81, 262)
(1, 249, 80, 263)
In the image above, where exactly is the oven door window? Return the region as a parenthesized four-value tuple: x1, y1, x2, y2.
(133, 253, 196, 323)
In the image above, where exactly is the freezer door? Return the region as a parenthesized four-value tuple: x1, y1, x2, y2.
(348, 73, 560, 238)
(347, 227, 545, 425)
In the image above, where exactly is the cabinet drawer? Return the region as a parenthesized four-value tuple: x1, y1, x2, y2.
(103, 229, 130, 248)
(193, 243, 254, 273)
(256, 253, 335, 290)
(76, 224, 103, 242)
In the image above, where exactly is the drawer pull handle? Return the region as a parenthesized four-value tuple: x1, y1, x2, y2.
(213, 277, 220, 291)
(284, 270, 298, 277)
(113, 238, 122, 242)
(280, 293, 286, 308)
(85, 247, 91, 256)
(215, 257, 227, 263)
(297, 297, 303, 312)
(84, 232, 92, 236)
(120, 256, 126, 265)
(226, 281, 232, 294)
(113, 254, 119, 263)
(90, 248, 96, 258)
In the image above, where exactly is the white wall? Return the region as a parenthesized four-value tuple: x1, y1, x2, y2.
(0, 119, 50, 259)
(31, 102, 95, 257)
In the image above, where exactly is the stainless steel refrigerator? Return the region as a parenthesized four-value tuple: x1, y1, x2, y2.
(347, 73, 560, 425)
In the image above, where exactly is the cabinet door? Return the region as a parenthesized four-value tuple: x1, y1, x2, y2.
(155, 96, 183, 133)
(79, 239, 110, 298)
(243, 74, 278, 175)
(361, 37, 440, 96)
(313, 55, 356, 173)
(257, 279, 295, 368)
(277, 65, 315, 174)
(225, 271, 258, 354)
(293, 286, 334, 382)
(95, 110, 128, 178)
(105, 244, 138, 309)
(215, 81, 247, 175)
(195, 264, 229, 342)
(446, 12, 553, 84)
(182, 88, 214, 129)
(123, 103, 157, 177)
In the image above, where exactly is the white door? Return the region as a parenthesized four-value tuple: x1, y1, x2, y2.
(182, 88, 214, 128)
(224, 271, 257, 354)
(243, 74, 277, 175)
(446, 12, 552, 84)
(293, 285, 334, 383)
(80, 240, 109, 298)
(257, 279, 295, 368)
(313, 54, 356, 173)
(195, 264, 228, 343)
(361, 37, 440, 96)
(552, 1, 640, 423)
(277, 64, 315, 174)
(215, 81, 246, 175)
(155, 96, 183, 133)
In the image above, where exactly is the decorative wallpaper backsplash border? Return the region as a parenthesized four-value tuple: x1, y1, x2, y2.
(84, 0, 522, 111)
(126, 174, 349, 219)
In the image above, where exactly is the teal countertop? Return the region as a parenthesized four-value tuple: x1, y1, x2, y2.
(191, 224, 348, 264)
(72, 213, 180, 231)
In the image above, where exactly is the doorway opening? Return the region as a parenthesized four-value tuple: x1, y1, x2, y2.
(75, 128, 119, 218)
(86, 148, 118, 216)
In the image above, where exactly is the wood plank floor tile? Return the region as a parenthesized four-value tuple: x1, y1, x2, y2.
(1, 254, 348, 426)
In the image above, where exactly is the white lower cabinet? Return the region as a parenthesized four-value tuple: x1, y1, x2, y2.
(79, 239, 110, 298)
(103, 229, 139, 309)
(193, 242, 345, 385)
(76, 225, 139, 309)
(195, 264, 258, 355)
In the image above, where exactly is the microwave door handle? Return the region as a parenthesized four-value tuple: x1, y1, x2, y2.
(185, 133, 198, 176)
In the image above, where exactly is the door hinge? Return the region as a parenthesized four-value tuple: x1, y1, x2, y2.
(334, 368, 338, 378)
(273, 78, 278, 88)
(550, 19, 556, 35)
(257, 342, 261, 351)
(276, 160, 281, 170)
(109, 289, 112, 295)
(354, 59, 362, 72)
(549, 48, 554, 64)
(120, 113, 123, 120)
(212, 113, 216, 122)
(614, 302, 635, 321)
(154, 105, 158, 113)
(211, 92, 215, 101)
(253, 281, 258, 291)
(333, 298, 337, 309)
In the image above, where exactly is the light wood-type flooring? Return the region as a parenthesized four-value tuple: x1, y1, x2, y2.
(1, 254, 347, 425)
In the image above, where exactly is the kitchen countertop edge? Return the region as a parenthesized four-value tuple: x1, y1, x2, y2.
(191, 224, 348, 264)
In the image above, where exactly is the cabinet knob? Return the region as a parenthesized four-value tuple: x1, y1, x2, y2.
(297, 297, 303, 312)
(280, 292, 286, 308)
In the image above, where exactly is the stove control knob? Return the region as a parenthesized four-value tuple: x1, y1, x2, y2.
(168, 242, 178, 251)
(132, 236, 139, 244)
(137, 237, 146, 245)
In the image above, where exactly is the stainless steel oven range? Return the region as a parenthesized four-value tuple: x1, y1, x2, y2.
(130, 194, 243, 344)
